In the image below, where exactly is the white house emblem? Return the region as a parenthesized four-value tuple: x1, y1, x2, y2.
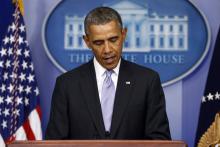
(43, 0, 210, 86)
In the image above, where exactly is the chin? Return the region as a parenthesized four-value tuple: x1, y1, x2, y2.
(102, 60, 118, 70)
(106, 64, 117, 70)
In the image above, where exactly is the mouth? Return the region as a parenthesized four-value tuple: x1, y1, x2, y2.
(103, 55, 116, 64)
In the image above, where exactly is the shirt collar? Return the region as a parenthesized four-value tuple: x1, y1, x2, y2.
(93, 57, 121, 77)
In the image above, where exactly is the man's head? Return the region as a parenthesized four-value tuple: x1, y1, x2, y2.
(83, 7, 127, 70)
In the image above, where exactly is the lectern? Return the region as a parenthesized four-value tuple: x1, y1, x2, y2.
(7, 140, 187, 147)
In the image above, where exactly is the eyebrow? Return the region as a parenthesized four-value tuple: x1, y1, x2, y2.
(92, 35, 119, 43)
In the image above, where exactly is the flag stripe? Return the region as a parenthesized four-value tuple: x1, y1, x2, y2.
(15, 126, 27, 140)
(23, 118, 36, 140)
(28, 108, 42, 140)
(0, 134, 5, 147)
(36, 105, 42, 120)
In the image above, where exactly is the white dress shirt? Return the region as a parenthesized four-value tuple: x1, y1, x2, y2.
(93, 57, 120, 102)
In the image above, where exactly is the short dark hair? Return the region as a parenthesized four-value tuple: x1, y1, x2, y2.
(84, 7, 123, 34)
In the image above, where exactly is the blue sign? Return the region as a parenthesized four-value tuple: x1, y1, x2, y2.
(42, 0, 210, 86)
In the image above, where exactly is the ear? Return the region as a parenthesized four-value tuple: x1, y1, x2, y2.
(83, 35, 91, 48)
(122, 28, 127, 41)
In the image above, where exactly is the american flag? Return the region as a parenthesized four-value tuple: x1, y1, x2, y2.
(0, 0, 42, 146)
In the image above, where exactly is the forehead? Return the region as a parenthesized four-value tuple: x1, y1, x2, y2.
(87, 20, 121, 39)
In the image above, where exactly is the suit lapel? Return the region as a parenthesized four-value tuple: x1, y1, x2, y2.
(79, 61, 105, 138)
(111, 59, 134, 138)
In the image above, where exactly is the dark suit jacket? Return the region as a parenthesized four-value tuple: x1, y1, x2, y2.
(45, 58, 171, 140)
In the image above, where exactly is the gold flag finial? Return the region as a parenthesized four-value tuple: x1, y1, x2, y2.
(198, 112, 220, 147)
(12, 0, 24, 15)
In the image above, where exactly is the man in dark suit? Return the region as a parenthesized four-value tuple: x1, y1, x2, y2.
(46, 6, 171, 140)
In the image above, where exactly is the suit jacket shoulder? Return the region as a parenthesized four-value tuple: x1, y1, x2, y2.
(57, 60, 93, 81)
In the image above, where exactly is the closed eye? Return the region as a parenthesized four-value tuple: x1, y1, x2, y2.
(93, 40, 104, 46)
(109, 36, 119, 43)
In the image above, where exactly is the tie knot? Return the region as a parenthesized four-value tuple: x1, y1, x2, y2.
(105, 70, 113, 78)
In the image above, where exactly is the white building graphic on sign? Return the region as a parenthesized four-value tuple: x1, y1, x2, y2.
(64, 0, 188, 52)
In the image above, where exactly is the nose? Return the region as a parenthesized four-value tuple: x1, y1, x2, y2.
(103, 41, 111, 54)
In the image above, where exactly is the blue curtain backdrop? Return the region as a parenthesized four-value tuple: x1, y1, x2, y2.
(18, 0, 220, 147)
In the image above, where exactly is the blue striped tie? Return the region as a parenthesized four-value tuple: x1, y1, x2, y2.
(101, 70, 115, 132)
